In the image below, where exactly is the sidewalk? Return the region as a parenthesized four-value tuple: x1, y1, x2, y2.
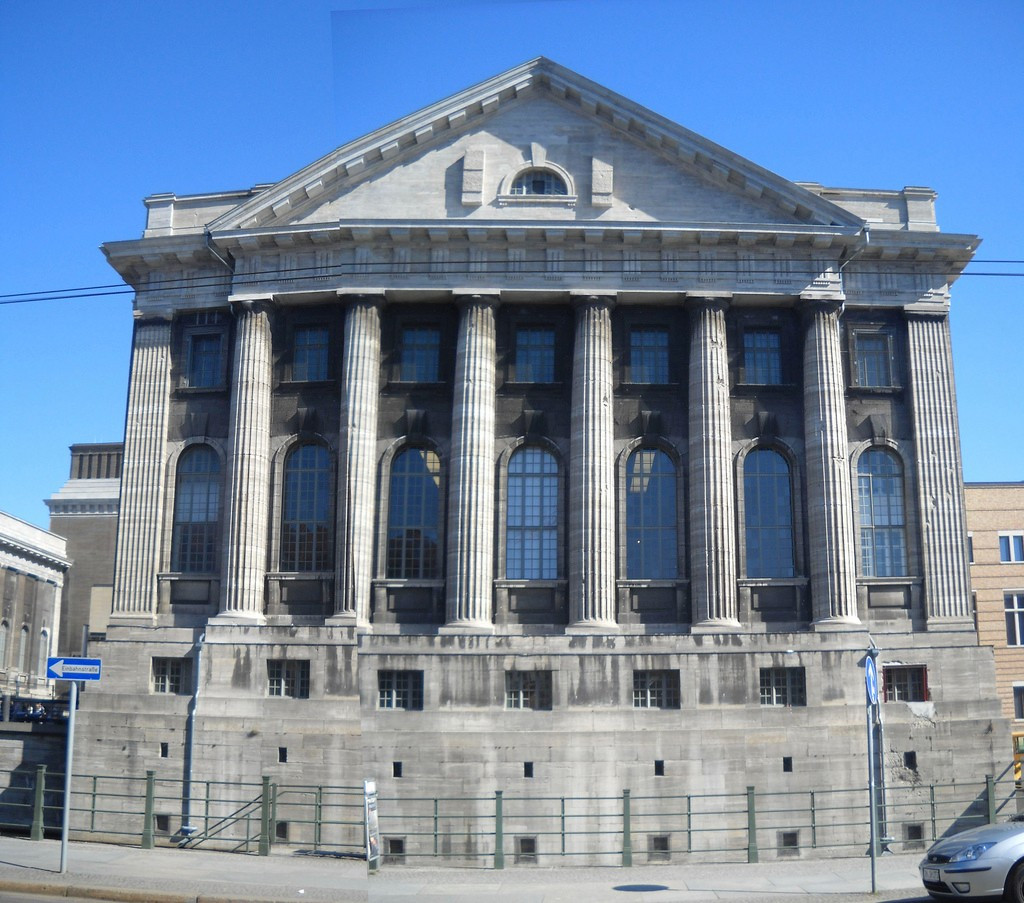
(0, 835, 930, 902)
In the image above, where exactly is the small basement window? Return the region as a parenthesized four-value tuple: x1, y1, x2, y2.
(515, 835, 538, 864)
(384, 836, 406, 865)
(778, 830, 800, 857)
(648, 834, 670, 862)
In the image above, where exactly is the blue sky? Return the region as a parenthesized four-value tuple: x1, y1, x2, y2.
(1, 0, 1021, 529)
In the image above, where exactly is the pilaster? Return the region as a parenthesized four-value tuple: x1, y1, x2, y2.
(906, 311, 973, 623)
(220, 300, 273, 622)
(444, 295, 498, 630)
(568, 294, 617, 629)
(111, 315, 171, 621)
(802, 299, 859, 626)
(687, 296, 739, 629)
(331, 295, 382, 627)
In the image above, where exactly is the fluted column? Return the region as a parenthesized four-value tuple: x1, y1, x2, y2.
(906, 311, 972, 622)
(687, 297, 739, 628)
(803, 300, 859, 625)
(569, 295, 617, 628)
(220, 300, 273, 620)
(111, 315, 172, 619)
(332, 295, 382, 626)
(445, 295, 497, 628)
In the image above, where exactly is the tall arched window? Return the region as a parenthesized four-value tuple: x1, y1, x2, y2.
(857, 448, 907, 577)
(171, 445, 221, 573)
(625, 448, 677, 579)
(0, 621, 8, 668)
(281, 443, 333, 572)
(17, 626, 29, 673)
(506, 447, 559, 579)
(743, 449, 795, 578)
(510, 169, 567, 196)
(387, 448, 441, 578)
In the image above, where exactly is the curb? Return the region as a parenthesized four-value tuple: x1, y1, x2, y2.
(0, 879, 306, 903)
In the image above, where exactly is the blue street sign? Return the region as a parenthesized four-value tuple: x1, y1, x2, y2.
(47, 657, 102, 681)
(865, 655, 878, 706)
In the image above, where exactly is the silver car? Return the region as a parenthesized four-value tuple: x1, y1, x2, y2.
(921, 818, 1024, 901)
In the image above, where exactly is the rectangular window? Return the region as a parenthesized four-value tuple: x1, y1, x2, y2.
(632, 670, 680, 709)
(152, 657, 192, 695)
(882, 665, 927, 703)
(185, 332, 224, 388)
(853, 331, 896, 388)
(292, 325, 329, 381)
(514, 327, 555, 383)
(742, 330, 783, 385)
(505, 671, 553, 710)
(1007, 594, 1024, 646)
(759, 667, 807, 707)
(967, 533, 974, 564)
(400, 326, 440, 382)
(1001, 533, 1024, 563)
(378, 670, 424, 710)
(267, 660, 310, 699)
(629, 328, 669, 383)
(1014, 687, 1024, 720)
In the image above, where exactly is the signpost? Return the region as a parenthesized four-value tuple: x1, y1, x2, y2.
(865, 649, 879, 893)
(46, 656, 101, 873)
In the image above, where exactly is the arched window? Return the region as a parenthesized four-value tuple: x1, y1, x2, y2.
(506, 447, 559, 579)
(510, 169, 567, 196)
(387, 448, 441, 579)
(17, 626, 29, 673)
(0, 621, 8, 668)
(36, 630, 49, 678)
(625, 448, 677, 579)
(281, 443, 333, 572)
(743, 449, 795, 578)
(857, 448, 907, 577)
(171, 445, 221, 573)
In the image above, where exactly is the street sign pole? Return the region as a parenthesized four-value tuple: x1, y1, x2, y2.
(59, 680, 77, 873)
(865, 648, 880, 894)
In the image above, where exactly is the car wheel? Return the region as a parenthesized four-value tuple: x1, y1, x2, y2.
(1006, 861, 1024, 903)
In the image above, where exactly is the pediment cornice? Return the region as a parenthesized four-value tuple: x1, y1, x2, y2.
(207, 58, 864, 234)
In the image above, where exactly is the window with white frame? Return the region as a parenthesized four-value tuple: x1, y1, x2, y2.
(759, 667, 806, 706)
(852, 330, 897, 388)
(511, 169, 567, 196)
(1001, 533, 1024, 563)
(505, 671, 553, 710)
(632, 670, 680, 709)
(268, 660, 310, 699)
(1007, 594, 1024, 646)
(883, 665, 927, 702)
(153, 657, 193, 694)
(378, 670, 424, 710)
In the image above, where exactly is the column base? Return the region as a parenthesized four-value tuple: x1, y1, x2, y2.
(105, 614, 158, 629)
(438, 621, 496, 635)
(691, 618, 742, 634)
(566, 620, 619, 634)
(211, 610, 267, 626)
(812, 616, 863, 632)
(923, 616, 976, 633)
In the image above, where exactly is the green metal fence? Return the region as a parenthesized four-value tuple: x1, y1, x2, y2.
(2, 767, 1019, 867)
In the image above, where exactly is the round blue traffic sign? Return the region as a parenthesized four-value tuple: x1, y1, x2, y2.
(865, 655, 879, 705)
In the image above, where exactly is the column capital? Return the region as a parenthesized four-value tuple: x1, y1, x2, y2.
(685, 292, 731, 312)
(902, 303, 950, 321)
(453, 292, 501, 311)
(337, 291, 386, 309)
(131, 310, 172, 325)
(228, 296, 274, 316)
(799, 297, 844, 324)
(569, 291, 616, 311)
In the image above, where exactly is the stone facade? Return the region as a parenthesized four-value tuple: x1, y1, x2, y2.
(78, 59, 1004, 859)
(0, 512, 68, 697)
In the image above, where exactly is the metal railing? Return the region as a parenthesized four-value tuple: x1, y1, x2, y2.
(0, 766, 1019, 867)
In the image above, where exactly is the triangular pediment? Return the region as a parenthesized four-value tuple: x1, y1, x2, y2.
(207, 58, 862, 236)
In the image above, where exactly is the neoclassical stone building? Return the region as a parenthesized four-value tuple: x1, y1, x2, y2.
(81, 58, 1003, 857)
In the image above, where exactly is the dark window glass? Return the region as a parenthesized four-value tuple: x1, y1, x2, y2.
(515, 328, 555, 383)
(505, 671, 553, 710)
(268, 660, 310, 698)
(744, 449, 795, 578)
(281, 444, 332, 572)
(857, 449, 907, 577)
(387, 448, 441, 579)
(632, 670, 680, 709)
(506, 448, 559, 579)
(1006, 593, 1024, 646)
(625, 448, 677, 579)
(743, 330, 782, 385)
(1001, 534, 1024, 563)
(629, 328, 669, 384)
(171, 446, 221, 573)
(1014, 687, 1024, 720)
(378, 670, 424, 710)
(510, 170, 567, 196)
(400, 327, 440, 382)
(186, 333, 223, 388)
(759, 667, 806, 706)
(293, 325, 329, 381)
(855, 333, 894, 387)
(883, 665, 927, 702)
(153, 657, 192, 694)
